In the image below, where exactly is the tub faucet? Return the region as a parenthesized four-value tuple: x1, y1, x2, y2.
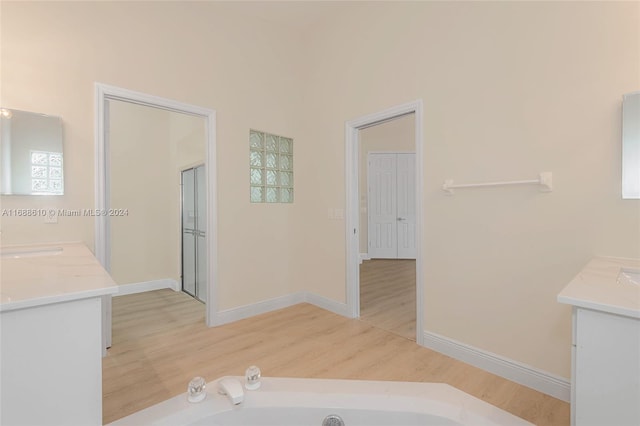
(218, 378, 244, 405)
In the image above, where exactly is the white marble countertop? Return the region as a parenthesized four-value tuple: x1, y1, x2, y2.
(0, 242, 117, 312)
(557, 256, 640, 319)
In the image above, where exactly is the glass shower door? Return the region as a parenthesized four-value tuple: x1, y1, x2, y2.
(181, 166, 206, 302)
(195, 165, 207, 302)
(181, 168, 197, 298)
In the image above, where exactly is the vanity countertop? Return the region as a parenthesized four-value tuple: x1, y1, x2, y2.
(557, 256, 640, 319)
(0, 242, 117, 312)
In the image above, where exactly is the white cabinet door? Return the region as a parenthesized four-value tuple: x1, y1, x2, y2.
(574, 308, 640, 426)
(367, 153, 416, 259)
(1, 298, 103, 425)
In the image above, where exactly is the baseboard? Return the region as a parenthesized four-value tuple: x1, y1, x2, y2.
(359, 253, 370, 264)
(423, 331, 570, 402)
(305, 292, 350, 317)
(215, 292, 306, 325)
(115, 278, 180, 296)
(213, 291, 350, 326)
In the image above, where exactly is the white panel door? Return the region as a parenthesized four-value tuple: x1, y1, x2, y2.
(396, 153, 416, 259)
(367, 153, 416, 260)
(368, 154, 397, 259)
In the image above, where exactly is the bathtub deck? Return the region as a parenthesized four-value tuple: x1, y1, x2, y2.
(103, 289, 569, 425)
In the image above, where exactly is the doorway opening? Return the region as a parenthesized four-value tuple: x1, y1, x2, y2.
(95, 83, 218, 344)
(345, 100, 424, 345)
(360, 117, 417, 338)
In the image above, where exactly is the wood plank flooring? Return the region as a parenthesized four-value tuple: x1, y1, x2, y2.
(103, 289, 569, 425)
(360, 259, 416, 340)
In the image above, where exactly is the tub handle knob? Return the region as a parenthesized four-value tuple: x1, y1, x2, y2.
(187, 376, 206, 403)
(245, 365, 262, 390)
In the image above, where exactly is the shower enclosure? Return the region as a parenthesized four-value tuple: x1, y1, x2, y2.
(181, 165, 206, 302)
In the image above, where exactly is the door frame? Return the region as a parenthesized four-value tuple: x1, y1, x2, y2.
(94, 83, 218, 327)
(345, 100, 424, 345)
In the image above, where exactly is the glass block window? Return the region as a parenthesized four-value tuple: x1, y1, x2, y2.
(250, 129, 293, 203)
(31, 150, 63, 194)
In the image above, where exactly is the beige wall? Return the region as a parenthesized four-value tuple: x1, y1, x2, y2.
(359, 114, 415, 253)
(108, 100, 205, 286)
(1, 2, 638, 380)
(109, 101, 172, 285)
(294, 2, 639, 378)
(171, 112, 206, 173)
(109, 101, 205, 285)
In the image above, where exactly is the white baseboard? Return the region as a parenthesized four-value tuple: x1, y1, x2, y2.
(423, 331, 570, 402)
(214, 291, 350, 326)
(359, 253, 370, 264)
(215, 292, 306, 325)
(115, 278, 180, 297)
(305, 292, 350, 317)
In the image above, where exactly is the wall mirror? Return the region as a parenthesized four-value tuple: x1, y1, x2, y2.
(622, 92, 640, 199)
(0, 108, 64, 195)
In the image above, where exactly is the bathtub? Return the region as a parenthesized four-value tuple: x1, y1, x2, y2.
(108, 377, 533, 426)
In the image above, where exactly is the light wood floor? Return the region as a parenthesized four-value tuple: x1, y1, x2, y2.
(360, 259, 416, 340)
(103, 289, 569, 425)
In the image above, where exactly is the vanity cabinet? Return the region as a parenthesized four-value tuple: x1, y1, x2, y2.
(0, 243, 117, 425)
(558, 257, 640, 426)
(1, 297, 105, 425)
(571, 307, 640, 426)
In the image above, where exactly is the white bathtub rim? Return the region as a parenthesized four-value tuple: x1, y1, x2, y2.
(107, 376, 533, 426)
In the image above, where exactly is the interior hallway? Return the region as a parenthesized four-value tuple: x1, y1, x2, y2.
(360, 259, 416, 340)
(103, 289, 569, 425)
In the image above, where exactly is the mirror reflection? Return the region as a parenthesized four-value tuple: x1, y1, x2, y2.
(0, 108, 64, 195)
(107, 100, 206, 301)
